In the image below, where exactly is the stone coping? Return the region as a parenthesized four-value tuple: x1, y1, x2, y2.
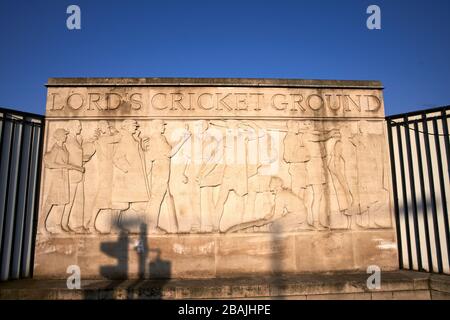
(1, 271, 448, 300)
(46, 78, 383, 89)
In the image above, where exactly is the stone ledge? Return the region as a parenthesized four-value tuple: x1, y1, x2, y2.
(46, 77, 383, 89)
(430, 290, 450, 300)
(429, 274, 450, 293)
(1, 271, 446, 300)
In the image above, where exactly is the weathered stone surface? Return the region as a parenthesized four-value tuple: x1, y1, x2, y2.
(46, 77, 383, 88)
(392, 290, 431, 300)
(371, 291, 394, 300)
(295, 232, 355, 272)
(308, 292, 372, 300)
(430, 290, 450, 300)
(1, 271, 448, 300)
(216, 234, 296, 276)
(352, 230, 398, 271)
(430, 274, 450, 293)
(35, 77, 397, 279)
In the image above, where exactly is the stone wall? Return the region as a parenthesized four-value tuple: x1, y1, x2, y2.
(34, 78, 398, 279)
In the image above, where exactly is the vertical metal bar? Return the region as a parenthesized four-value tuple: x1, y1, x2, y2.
(422, 114, 443, 273)
(440, 111, 450, 273)
(28, 121, 45, 278)
(441, 110, 450, 182)
(396, 123, 413, 269)
(10, 118, 32, 279)
(0, 109, 44, 281)
(0, 115, 3, 147)
(387, 120, 403, 269)
(403, 116, 422, 270)
(0, 120, 23, 281)
(413, 121, 433, 271)
(20, 124, 41, 278)
(432, 118, 450, 271)
(0, 118, 14, 279)
(0, 115, 4, 277)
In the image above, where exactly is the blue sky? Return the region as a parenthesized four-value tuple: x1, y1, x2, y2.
(0, 0, 449, 115)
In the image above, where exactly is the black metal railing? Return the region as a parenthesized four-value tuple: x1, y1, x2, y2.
(387, 106, 450, 274)
(1, 104, 449, 280)
(0, 107, 45, 281)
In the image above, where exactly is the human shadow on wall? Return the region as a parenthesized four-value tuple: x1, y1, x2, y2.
(99, 227, 129, 279)
(133, 223, 172, 299)
(86, 218, 172, 300)
(270, 223, 286, 300)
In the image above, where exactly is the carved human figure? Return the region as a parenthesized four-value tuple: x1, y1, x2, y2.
(182, 120, 222, 232)
(267, 176, 308, 231)
(226, 176, 308, 233)
(327, 125, 356, 229)
(246, 132, 279, 223)
(283, 120, 310, 199)
(143, 120, 190, 234)
(39, 128, 84, 234)
(84, 121, 122, 233)
(350, 122, 390, 228)
(111, 120, 150, 210)
(60, 120, 94, 233)
(212, 120, 261, 231)
(246, 175, 273, 222)
(298, 120, 340, 230)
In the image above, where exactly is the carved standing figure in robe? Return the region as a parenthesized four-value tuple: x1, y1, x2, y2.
(283, 120, 310, 200)
(111, 120, 150, 209)
(349, 122, 391, 228)
(143, 120, 191, 234)
(39, 128, 84, 235)
(61, 120, 95, 233)
(299, 120, 340, 230)
(182, 120, 222, 233)
(327, 125, 356, 229)
(211, 120, 261, 231)
(84, 121, 122, 233)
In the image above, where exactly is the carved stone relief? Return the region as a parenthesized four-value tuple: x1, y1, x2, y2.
(34, 80, 398, 279)
(39, 118, 392, 235)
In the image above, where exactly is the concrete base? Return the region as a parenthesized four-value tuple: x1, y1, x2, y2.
(1, 271, 449, 300)
(33, 230, 398, 279)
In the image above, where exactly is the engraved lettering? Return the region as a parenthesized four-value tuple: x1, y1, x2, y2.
(250, 93, 263, 111)
(66, 93, 84, 110)
(50, 88, 382, 116)
(197, 93, 214, 110)
(171, 93, 186, 110)
(152, 93, 168, 110)
(88, 93, 103, 111)
(50, 93, 63, 110)
(130, 93, 143, 110)
(290, 94, 306, 111)
(106, 93, 122, 110)
(306, 94, 324, 111)
(235, 93, 249, 111)
(216, 93, 233, 111)
(325, 94, 342, 111)
(345, 95, 362, 112)
(187, 93, 195, 110)
(271, 94, 288, 110)
(366, 95, 382, 112)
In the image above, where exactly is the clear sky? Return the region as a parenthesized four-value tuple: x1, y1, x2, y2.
(0, 0, 449, 116)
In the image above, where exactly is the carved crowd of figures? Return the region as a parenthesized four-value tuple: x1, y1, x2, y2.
(39, 119, 391, 235)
